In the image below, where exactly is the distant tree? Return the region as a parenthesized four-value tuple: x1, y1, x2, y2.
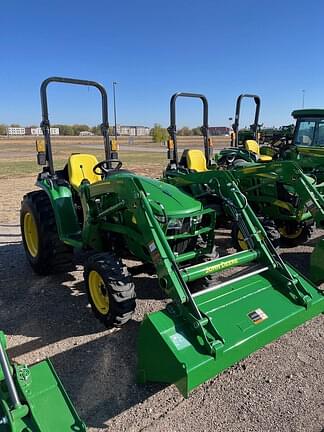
(91, 125, 102, 135)
(178, 126, 192, 136)
(150, 123, 168, 143)
(0, 124, 7, 135)
(72, 124, 90, 135)
(53, 124, 74, 136)
(10, 123, 21, 127)
(192, 127, 202, 136)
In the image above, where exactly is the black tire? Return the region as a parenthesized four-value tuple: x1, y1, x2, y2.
(231, 217, 280, 251)
(278, 222, 313, 247)
(20, 191, 73, 275)
(84, 252, 136, 328)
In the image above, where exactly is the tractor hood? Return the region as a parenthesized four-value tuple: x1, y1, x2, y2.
(139, 177, 202, 217)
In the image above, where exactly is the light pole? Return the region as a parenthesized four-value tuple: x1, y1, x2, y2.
(302, 89, 305, 108)
(112, 81, 118, 140)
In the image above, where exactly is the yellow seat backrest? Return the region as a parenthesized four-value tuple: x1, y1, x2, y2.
(68, 154, 101, 189)
(245, 139, 260, 156)
(186, 149, 207, 172)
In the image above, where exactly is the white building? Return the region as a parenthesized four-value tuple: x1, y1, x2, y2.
(136, 126, 150, 136)
(79, 131, 94, 136)
(7, 127, 25, 135)
(117, 125, 150, 136)
(30, 127, 60, 136)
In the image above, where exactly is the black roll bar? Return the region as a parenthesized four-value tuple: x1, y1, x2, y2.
(167, 92, 210, 165)
(40, 76, 110, 174)
(232, 94, 261, 147)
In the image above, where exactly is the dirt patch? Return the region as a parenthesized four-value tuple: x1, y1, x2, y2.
(0, 173, 323, 432)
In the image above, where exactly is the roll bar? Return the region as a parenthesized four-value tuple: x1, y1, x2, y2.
(167, 92, 210, 165)
(232, 94, 261, 147)
(40, 76, 111, 174)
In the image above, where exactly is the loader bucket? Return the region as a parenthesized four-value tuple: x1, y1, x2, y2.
(310, 238, 324, 284)
(0, 352, 86, 431)
(138, 264, 324, 397)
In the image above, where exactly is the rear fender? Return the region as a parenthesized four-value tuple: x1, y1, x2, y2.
(36, 179, 81, 247)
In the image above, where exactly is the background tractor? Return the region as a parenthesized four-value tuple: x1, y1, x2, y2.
(20, 78, 324, 397)
(0, 330, 86, 431)
(261, 109, 324, 185)
(213, 94, 319, 246)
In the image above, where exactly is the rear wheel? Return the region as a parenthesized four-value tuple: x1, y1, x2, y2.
(84, 253, 136, 327)
(20, 191, 73, 275)
(231, 217, 280, 251)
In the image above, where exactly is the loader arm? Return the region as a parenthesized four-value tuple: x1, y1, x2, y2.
(232, 161, 324, 228)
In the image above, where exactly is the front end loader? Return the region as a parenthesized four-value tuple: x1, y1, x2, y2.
(0, 331, 86, 431)
(20, 78, 324, 398)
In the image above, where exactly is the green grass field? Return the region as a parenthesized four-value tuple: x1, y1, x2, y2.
(0, 152, 165, 178)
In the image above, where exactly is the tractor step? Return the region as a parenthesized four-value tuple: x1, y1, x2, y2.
(138, 264, 324, 397)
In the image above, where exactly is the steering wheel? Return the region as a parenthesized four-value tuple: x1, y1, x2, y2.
(93, 159, 122, 175)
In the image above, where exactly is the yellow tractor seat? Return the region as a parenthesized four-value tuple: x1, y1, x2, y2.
(68, 154, 101, 189)
(245, 139, 272, 162)
(184, 149, 208, 172)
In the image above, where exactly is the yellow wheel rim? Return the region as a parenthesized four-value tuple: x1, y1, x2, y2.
(88, 270, 109, 314)
(24, 212, 39, 257)
(237, 230, 248, 250)
(278, 226, 303, 239)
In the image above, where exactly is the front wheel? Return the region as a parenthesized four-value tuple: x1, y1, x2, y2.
(231, 217, 280, 251)
(84, 253, 136, 328)
(278, 222, 313, 247)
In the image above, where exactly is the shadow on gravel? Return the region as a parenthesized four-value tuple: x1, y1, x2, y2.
(281, 251, 311, 276)
(49, 322, 165, 428)
(0, 241, 166, 427)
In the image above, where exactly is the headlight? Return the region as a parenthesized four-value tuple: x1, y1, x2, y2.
(167, 218, 184, 230)
(155, 214, 167, 224)
(192, 214, 202, 225)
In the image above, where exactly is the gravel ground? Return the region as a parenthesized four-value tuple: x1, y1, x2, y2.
(0, 176, 323, 432)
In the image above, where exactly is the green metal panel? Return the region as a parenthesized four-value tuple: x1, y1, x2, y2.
(0, 331, 86, 431)
(0, 360, 86, 432)
(138, 264, 324, 397)
(310, 239, 324, 284)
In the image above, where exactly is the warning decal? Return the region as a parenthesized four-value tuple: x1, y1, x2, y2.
(248, 308, 268, 324)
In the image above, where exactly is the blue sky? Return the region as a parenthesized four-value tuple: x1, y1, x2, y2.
(0, 0, 324, 128)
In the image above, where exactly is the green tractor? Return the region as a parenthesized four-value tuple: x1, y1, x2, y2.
(212, 94, 321, 246)
(0, 331, 86, 431)
(261, 109, 324, 184)
(21, 78, 324, 397)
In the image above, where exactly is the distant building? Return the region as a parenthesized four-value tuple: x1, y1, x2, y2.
(135, 126, 150, 136)
(209, 126, 230, 136)
(79, 131, 94, 136)
(24, 127, 60, 136)
(7, 127, 25, 135)
(116, 125, 150, 136)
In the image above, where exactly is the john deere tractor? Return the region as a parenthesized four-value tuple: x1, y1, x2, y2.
(212, 94, 322, 245)
(260, 109, 324, 185)
(20, 78, 324, 397)
(0, 330, 86, 431)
